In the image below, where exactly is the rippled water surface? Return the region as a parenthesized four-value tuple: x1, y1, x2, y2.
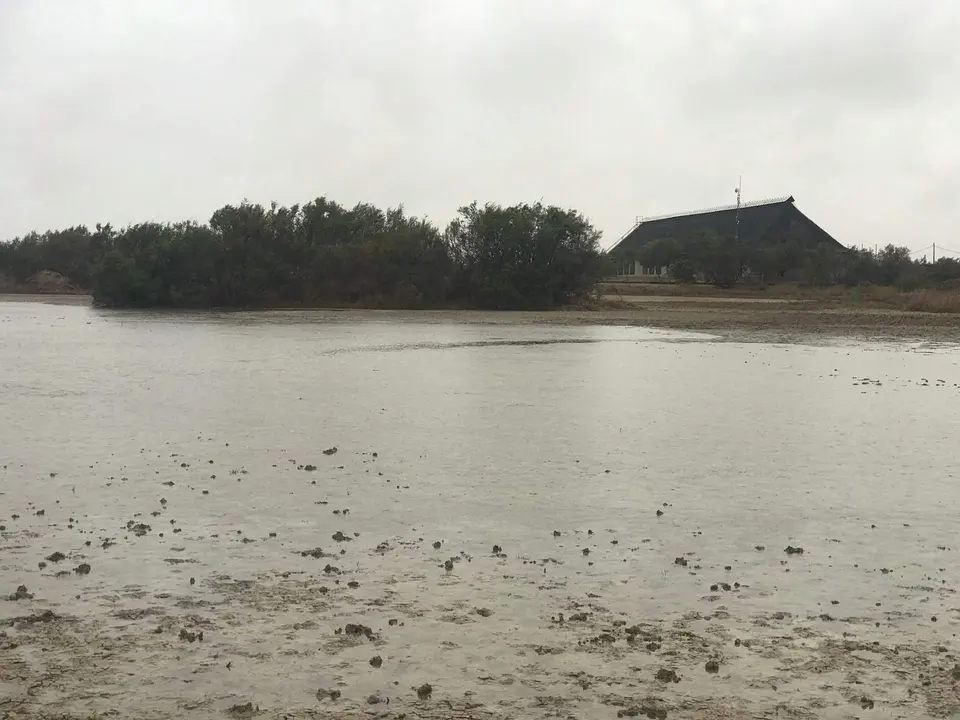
(2, 300, 960, 719)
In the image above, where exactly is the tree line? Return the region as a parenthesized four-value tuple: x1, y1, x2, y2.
(4, 199, 958, 308)
(0, 198, 609, 309)
(633, 231, 960, 289)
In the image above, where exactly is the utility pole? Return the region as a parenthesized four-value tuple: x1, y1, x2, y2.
(933, 243, 936, 262)
(734, 176, 742, 243)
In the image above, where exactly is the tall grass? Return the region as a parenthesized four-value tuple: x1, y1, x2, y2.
(899, 289, 960, 314)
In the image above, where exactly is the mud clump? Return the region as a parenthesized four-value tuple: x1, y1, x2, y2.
(704, 660, 720, 674)
(582, 633, 617, 645)
(316, 688, 341, 701)
(322, 446, 338, 456)
(74, 563, 91, 575)
(8, 585, 33, 601)
(624, 625, 661, 647)
(303, 465, 317, 472)
(300, 547, 330, 559)
(45, 551, 67, 563)
(619, 704, 668, 719)
(416, 683, 433, 700)
(784, 545, 805, 555)
(226, 702, 258, 718)
(126, 521, 151, 536)
(492, 544, 502, 554)
(475, 607, 494, 618)
(443, 559, 454, 571)
(432, 541, 442, 549)
(179, 628, 204, 643)
(331, 531, 351, 542)
(13, 610, 57, 626)
(369, 654, 383, 668)
(673, 557, 688, 567)
(655, 668, 681, 683)
(343, 623, 375, 640)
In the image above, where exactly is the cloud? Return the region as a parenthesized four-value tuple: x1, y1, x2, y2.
(1, 0, 958, 254)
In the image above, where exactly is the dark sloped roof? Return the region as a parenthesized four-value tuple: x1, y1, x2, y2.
(608, 196, 843, 255)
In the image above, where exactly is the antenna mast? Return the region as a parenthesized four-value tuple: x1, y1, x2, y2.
(734, 175, 742, 243)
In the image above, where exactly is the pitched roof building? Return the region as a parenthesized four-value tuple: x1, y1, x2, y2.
(606, 195, 844, 280)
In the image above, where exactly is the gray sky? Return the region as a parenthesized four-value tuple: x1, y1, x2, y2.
(2, 0, 959, 256)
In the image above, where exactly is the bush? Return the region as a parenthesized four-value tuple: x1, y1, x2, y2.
(1, 197, 607, 311)
(669, 256, 696, 283)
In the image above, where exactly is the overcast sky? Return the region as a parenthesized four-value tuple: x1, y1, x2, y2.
(2, 0, 959, 255)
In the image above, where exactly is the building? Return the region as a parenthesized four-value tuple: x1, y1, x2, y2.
(606, 195, 843, 280)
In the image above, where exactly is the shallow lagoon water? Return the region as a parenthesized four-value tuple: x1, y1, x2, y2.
(2, 301, 960, 719)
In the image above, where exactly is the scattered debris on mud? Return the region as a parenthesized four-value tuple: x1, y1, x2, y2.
(6, 585, 33, 601)
(3, 409, 960, 719)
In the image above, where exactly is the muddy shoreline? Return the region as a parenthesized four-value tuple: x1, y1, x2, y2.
(4, 293, 960, 343)
(3, 445, 960, 720)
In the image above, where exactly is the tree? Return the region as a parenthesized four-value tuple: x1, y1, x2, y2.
(638, 238, 681, 276)
(445, 202, 605, 309)
(669, 255, 697, 283)
(693, 230, 746, 288)
(802, 244, 843, 286)
(876, 245, 913, 286)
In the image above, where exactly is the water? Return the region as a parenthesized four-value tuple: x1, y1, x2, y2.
(2, 299, 960, 719)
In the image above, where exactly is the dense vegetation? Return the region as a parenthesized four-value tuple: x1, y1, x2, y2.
(4, 200, 958, 308)
(634, 230, 960, 290)
(0, 198, 608, 309)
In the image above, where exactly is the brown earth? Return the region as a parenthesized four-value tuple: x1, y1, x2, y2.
(587, 296, 960, 343)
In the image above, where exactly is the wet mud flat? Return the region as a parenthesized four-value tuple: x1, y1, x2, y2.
(588, 300, 960, 344)
(3, 446, 959, 720)
(7, 292, 960, 343)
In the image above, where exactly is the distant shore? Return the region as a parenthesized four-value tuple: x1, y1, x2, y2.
(0, 292, 92, 305)
(4, 290, 960, 343)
